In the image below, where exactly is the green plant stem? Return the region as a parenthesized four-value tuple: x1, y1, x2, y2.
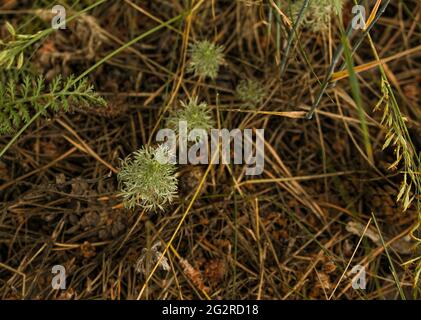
(341, 34, 373, 163)
(73, 13, 185, 84)
(0, 104, 49, 159)
(305, 22, 355, 119)
(280, 0, 310, 76)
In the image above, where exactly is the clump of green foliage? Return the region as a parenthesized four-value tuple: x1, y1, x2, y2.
(288, 0, 344, 31)
(117, 145, 178, 211)
(166, 97, 214, 135)
(0, 73, 105, 135)
(235, 79, 266, 109)
(187, 40, 225, 79)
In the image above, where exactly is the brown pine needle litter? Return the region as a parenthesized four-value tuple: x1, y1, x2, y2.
(0, 0, 420, 300)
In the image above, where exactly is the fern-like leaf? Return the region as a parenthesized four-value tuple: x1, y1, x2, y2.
(0, 72, 105, 135)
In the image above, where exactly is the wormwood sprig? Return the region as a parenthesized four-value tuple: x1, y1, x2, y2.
(166, 97, 214, 134)
(0, 73, 106, 135)
(187, 40, 225, 79)
(117, 145, 178, 211)
(235, 79, 266, 109)
(287, 0, 344, 31)
(375, 78, 421, 211)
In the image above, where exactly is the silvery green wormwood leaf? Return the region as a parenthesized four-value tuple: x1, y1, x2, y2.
(117, 145, 178, 212)
(187, 40, 225, 80)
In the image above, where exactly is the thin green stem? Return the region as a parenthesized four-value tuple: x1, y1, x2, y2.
(0, 104, 49, 159)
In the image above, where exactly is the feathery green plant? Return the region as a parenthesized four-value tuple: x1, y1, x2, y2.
(166, 97, 214, 135)
(235, 79, 266, 109)
(0, 73, 106, 135)
(117, 145, 178, 211)
(375, 78, 421, 211)
(287, 0, 344, 31)
(187, 40, 225, 79)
